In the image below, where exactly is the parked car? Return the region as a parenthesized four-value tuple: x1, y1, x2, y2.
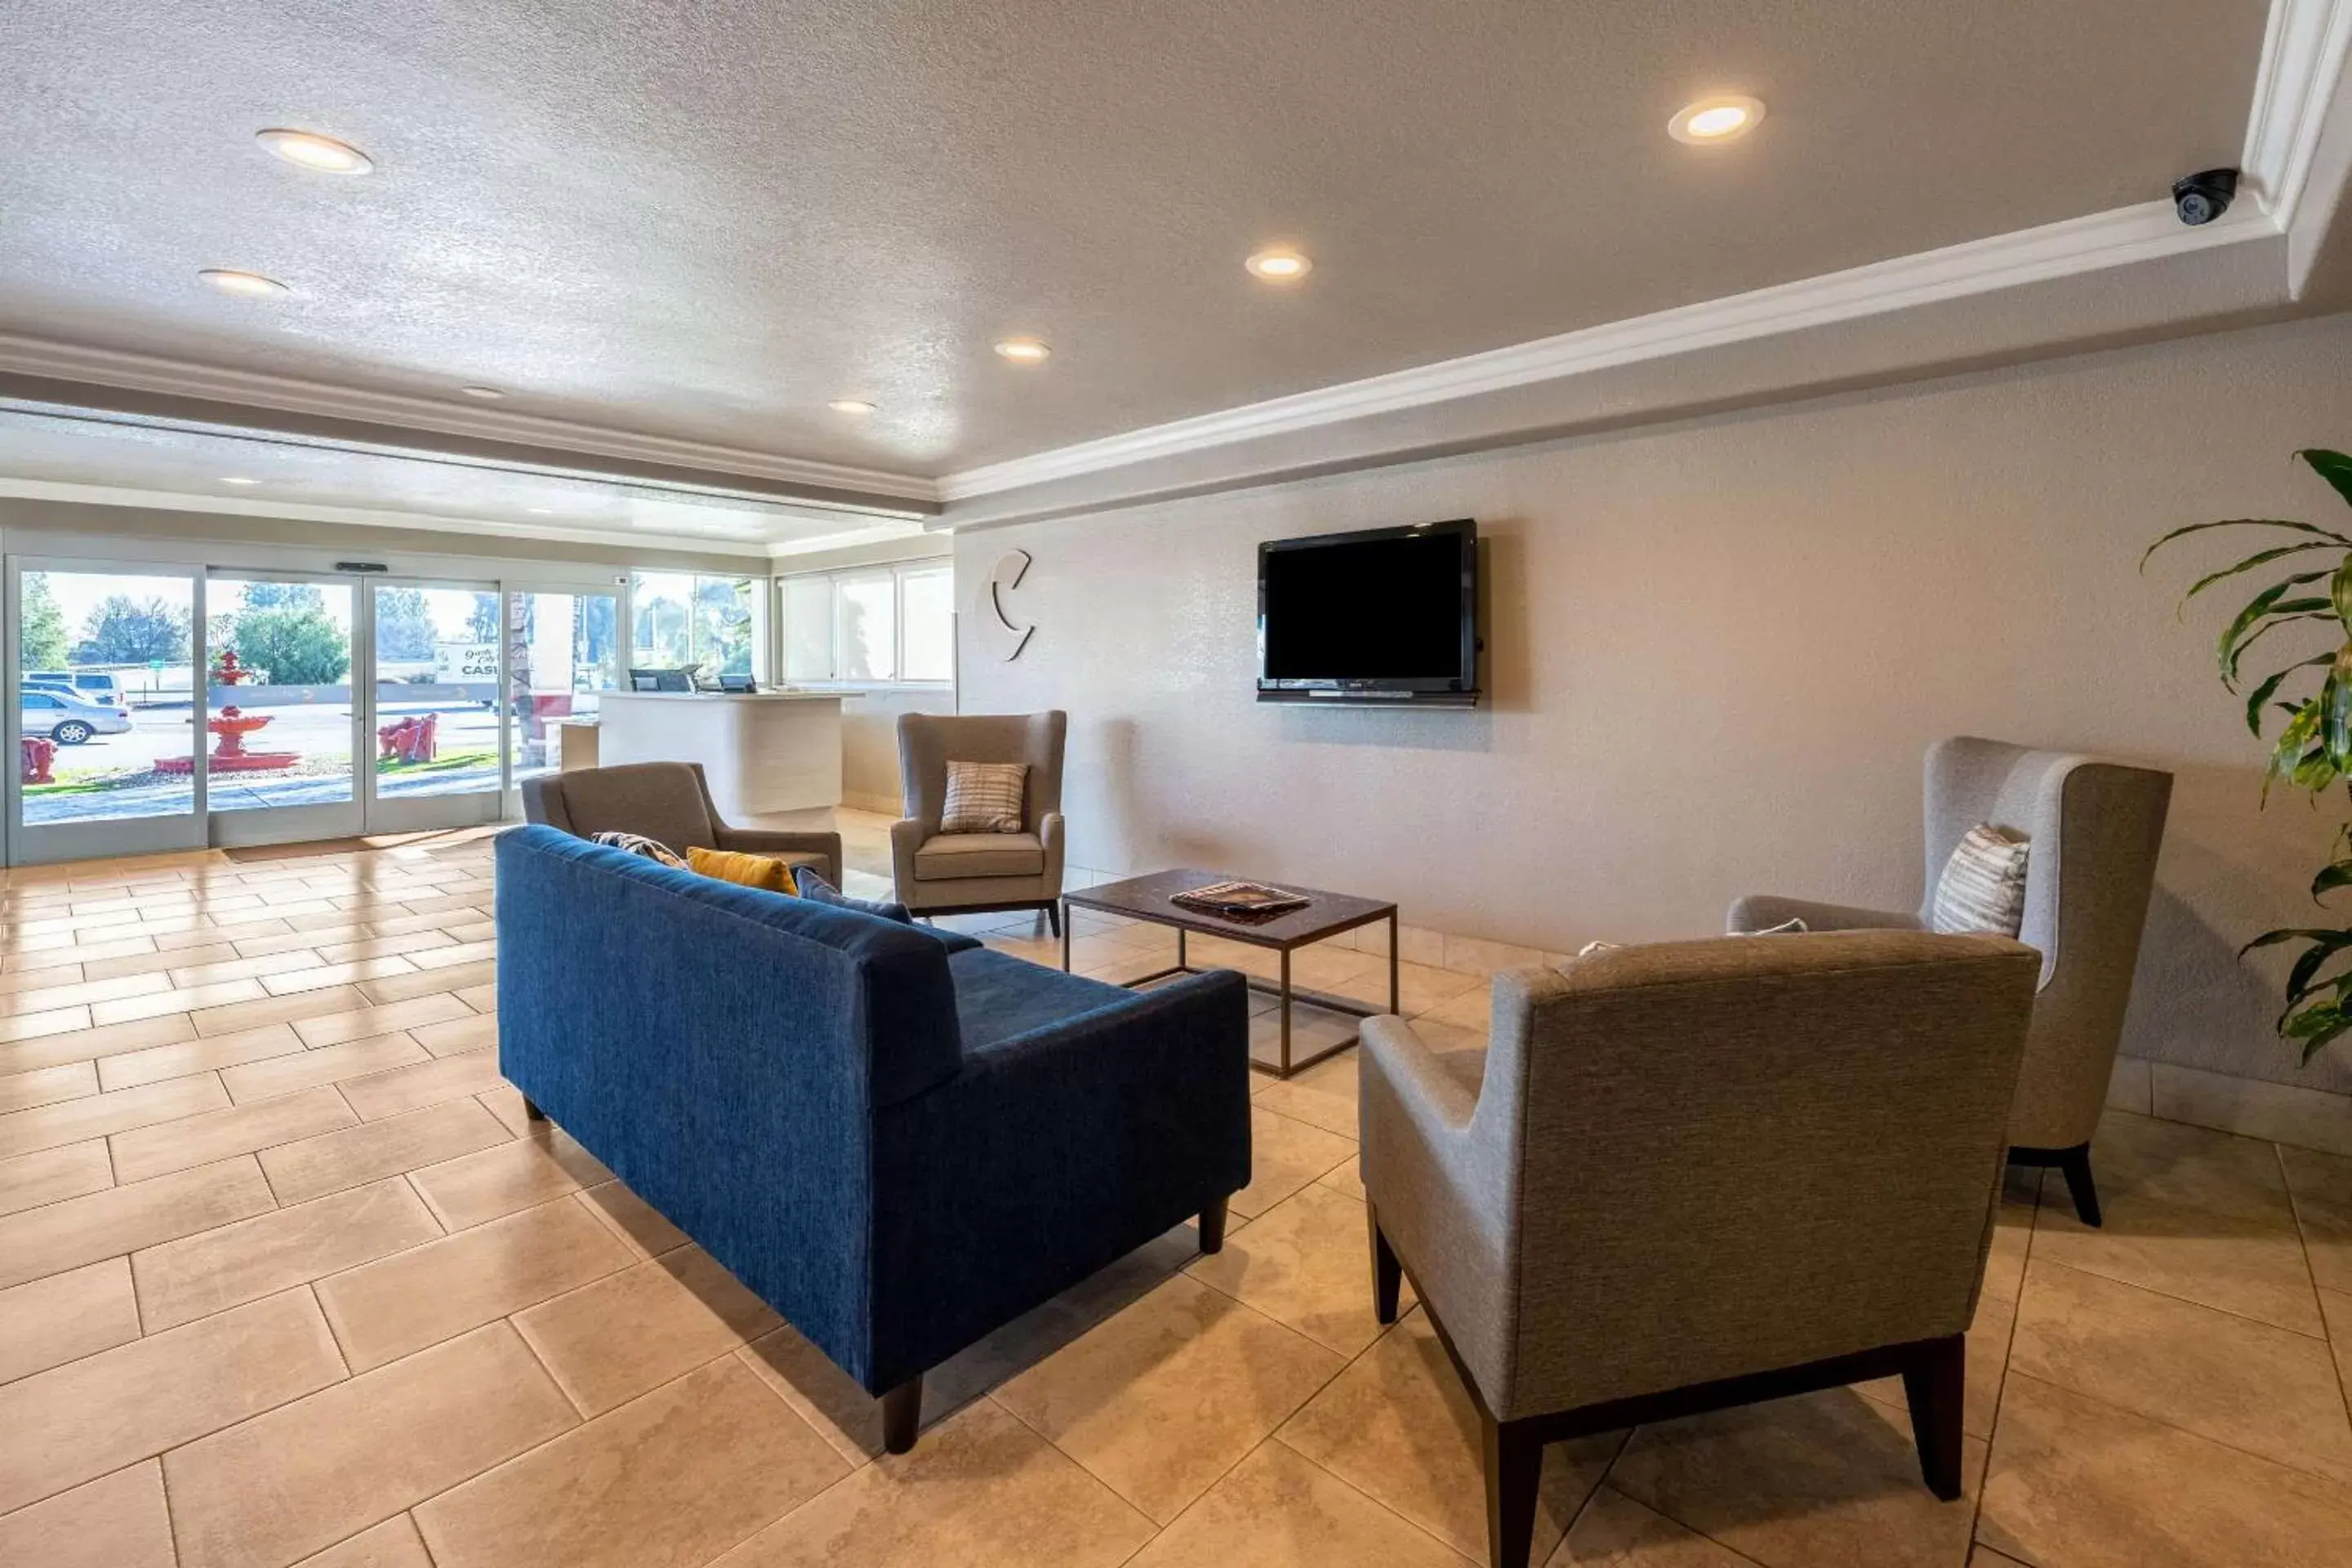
(19, 688, 133, 745)
(24, 670, 126, 702)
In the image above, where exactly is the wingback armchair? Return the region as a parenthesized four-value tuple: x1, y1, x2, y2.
(521, 760, 842, 888)
(1728, 737, 2172, 1226)
(1361, 932, 2040, 1568)
(891, 710, 1067, 933)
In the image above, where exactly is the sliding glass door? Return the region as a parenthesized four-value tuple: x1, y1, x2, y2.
(6, 559, 207, 864)
(203, 572, 365, 847)
(364, 580, 508, 831)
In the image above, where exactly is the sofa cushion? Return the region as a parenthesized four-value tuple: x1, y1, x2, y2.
(947, 947, 1134, 1052)
(687, 845, 795, 890)
(795, 865, 911, 922)
(915, 832, 1046, 882)
(1931, 823, 2030, 936)
(941, 760, 1029, 834)
(591, 830, 687, 867)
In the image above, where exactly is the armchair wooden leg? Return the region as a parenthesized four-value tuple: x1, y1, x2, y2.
(1197, 1195, 1228, 1254)
(1900, 1334, 1966, 1501)
(2057, 1143, 2102, 1228)
(1481, 1412, 1544, 1568)
(1045, 902, 1062, 938)
(1368, 1204, 1401, 1325)
(880, 1376, 922, 1455)
(522, 1096, 547, 1124)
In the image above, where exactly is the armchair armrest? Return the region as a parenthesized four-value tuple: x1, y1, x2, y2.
(1037, 811, 1067, 897)
(889, 818, 926, 898)
(1725, 893, 1920, 934)
(1358, 1009, 1514, 1398)
(715, 827, 842, 888)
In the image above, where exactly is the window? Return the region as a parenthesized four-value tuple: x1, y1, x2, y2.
(778, 559, 954, 685)
(630, 573, 764, 679)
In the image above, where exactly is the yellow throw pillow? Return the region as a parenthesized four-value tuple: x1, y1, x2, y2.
(685, 845, 795, 892)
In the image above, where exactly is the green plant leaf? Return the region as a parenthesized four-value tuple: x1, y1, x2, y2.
(2327, 662, 2352, 771)
(2225, 604, 2334, 687)
(2143, 517, 2352, 570)
(2313, 861, 2352, 900)
(2299, 449, 2352, 510)
(2184, 541, 2349, 603)
(2265, 704, 2322, 802)
(2286, 930, 2352, 1001)
(2245, 654, 2335, 735)
(2282, 996, 2352, 1063)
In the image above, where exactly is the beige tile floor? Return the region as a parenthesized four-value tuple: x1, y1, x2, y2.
(2, 827, 2351, 1567)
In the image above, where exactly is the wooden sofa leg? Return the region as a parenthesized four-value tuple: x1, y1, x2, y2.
(880, 1376, 922, 1455)
(1368, 1204, 1401, 1325)
(1197, 1195, 1229, 1254)
(522, 1096, 547, 1124)
(1045, 902, 1062, 938)
(2057, 1143, 2102, 1228)
(1901, 1334, 1966, 1501)
(1482, 1413, 1543, 1568)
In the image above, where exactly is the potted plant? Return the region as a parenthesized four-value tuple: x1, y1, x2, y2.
(2148, 448, 2352, 1062)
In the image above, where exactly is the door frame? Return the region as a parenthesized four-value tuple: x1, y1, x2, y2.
(361, 575, 510, 836)
(4, 555, 210, 866)
(201, 566, 368, 851)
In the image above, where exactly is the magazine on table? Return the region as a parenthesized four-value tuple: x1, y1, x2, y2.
(1170, 880, 1312, 919)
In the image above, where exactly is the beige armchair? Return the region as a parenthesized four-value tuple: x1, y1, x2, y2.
(520, 761, 842, 887)
(1729, 736, 2172, 1226)
(1361, 932, 2039, 1568)
(890, 711, 1067, 933)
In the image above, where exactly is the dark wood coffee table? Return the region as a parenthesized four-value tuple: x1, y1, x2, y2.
(1061, 868, 1399, 1079)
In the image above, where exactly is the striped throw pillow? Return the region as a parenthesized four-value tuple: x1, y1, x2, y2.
(940, 760, 1028, 834)
(1931, 824, 2030, 936)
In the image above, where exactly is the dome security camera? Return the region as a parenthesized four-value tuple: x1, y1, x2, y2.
(2172, 168, 2238, 226)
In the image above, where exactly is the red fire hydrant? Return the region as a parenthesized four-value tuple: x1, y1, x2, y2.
(20, 736, 56, 785)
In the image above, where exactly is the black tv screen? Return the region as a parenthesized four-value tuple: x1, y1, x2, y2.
(1258, 520, 1477, 702)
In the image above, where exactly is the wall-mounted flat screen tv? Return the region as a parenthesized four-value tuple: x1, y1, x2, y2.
(1257, 519, 1478, 706)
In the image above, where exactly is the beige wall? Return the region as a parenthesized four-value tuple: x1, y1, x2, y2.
(957, 314, 2352, 1094)
(840, 688, 955, 814)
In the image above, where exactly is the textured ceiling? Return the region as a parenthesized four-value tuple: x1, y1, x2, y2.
(0, 0, 2270, 480)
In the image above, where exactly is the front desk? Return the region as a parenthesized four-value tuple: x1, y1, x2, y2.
(595, 692, 850, 817)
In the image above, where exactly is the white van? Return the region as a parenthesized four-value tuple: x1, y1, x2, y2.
(24, 671, 126, 702)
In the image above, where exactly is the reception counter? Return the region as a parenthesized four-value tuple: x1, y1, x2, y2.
(595, 692, 852, 817)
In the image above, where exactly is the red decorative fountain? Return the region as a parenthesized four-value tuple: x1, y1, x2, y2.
(158, 650, 301, 774)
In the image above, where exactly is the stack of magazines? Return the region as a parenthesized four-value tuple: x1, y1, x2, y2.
(1170, 880, 1312, 920)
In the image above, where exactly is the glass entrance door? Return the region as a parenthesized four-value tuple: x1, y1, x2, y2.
(364, 581, 507, 831)
(7, 561, 206, 864)
(203, 573, 364, 847)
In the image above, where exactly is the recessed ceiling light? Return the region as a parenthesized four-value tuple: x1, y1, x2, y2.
(526, 506, 555, 514)
(220, 476, 261, 486)
(1668, 96, 1765, 145)
(458, 385, 505, 400)
(254, 128, 373, 175)
(198, 268, 289, 298)
(828, 399, 878, 415)
(1245, 247, 1312, 282)
(993, 337, 1051, 363)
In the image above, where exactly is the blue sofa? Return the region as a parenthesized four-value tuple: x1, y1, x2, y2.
(493, 825, 1251, 1450)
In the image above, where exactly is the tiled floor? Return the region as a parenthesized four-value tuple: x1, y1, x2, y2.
(2, 826, 2351, 1567)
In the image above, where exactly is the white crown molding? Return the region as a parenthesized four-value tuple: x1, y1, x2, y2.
(2243, 0, 2352, 230)
(938, 198, 2278, 501)
(0, 334, 943, 506)
(0, 477, 777, 558)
